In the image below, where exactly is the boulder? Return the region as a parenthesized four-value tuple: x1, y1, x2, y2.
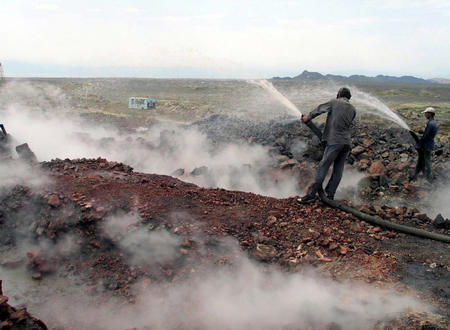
(275, 155, 290, 163)
(47, 195, 61, 208)
(359, 152, 371, 160)
(15, 143, 38, 163)
(190, 166, 208, 176)
(399, 153, 409, 162)
(279, 159, 298, 169)
(434, 214, 449, 229)
(414, 213, 429, 221)
(254, 244, 277, 261)
(351, 146, 365, 156)
(367, 161, 386, 176)
(396, 162, 410, 171)
(171, 168, 185, 177)
(362, 139, 372, 148)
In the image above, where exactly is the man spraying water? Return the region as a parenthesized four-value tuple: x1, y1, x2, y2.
(410, 107, 438, 182)
(298, 87, 356, 203)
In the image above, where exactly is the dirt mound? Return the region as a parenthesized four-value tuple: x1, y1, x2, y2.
(0, 158, 449, 328)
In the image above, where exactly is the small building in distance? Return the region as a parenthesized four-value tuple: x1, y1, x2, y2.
(128, 97, 156, 110)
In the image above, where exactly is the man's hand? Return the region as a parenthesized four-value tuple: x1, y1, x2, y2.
(301, 115, 309, 123)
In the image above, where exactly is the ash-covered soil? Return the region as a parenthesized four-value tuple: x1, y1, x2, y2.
(0, 157, 449, 329)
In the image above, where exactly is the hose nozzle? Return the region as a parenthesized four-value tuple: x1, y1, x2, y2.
(408, 129, 419, 144)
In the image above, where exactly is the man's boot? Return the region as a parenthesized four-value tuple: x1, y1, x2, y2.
(297, 184, 318, 204)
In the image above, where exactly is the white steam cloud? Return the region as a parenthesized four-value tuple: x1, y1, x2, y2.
(102, 214, 181, 264)
(424, 164, 450, 218)
(334, 167, 367, 201)
(427, 187, 450, 219)
(0, 161, 49, 191)
(1, 236, 424, 330)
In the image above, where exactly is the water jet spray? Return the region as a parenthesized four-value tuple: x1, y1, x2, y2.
(247, 79, 323, 140)
(351, 87, 410, 130)
(248, 79, 411, 132)
(248, 79, 303, 117)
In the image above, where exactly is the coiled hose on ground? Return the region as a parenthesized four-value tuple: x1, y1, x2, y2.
(303, 119, 450, 244)
(318, 191, 450, 244)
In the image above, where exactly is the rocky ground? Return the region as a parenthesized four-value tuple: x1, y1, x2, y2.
(1, 78, 450, 328)
(0, 155, 449, 329)
(190, 114, 450, 208)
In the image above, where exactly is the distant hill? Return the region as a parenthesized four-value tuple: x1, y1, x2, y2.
(429, 78, 450, 84)
(272, 70, 444, 84)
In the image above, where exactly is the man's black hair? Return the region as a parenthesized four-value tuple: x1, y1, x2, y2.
(337, 87, 351, 100)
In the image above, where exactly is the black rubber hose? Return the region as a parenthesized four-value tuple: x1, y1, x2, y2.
(409, 130, 419, 144)
(304, 120, 323, 141)
(318, 191, 450, 244)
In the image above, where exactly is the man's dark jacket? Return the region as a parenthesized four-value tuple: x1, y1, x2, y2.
(418, 118, 438, 150)
(309, 98, 356, 145)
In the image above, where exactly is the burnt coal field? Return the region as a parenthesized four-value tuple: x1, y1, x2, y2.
(0, 108, 450, 329)
(0, 153, 448, 329)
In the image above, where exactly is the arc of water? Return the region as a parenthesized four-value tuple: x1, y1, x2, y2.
(248, 79, 303, 117)
(351, 87, 410, 129)
(248, 79, 410, 130)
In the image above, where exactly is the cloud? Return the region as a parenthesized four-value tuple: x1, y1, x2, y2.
(35, 3, 59, 11)
(145, 13, 224, 24)
(2, 1, 449, 78)
(123, 7, 142, 14)
(367, 0, 450, 9)
(195, 13, 225, 21)
(282, 1, 301, 6)
(87, 8, 103, 13)
(147, 15, 192, 23)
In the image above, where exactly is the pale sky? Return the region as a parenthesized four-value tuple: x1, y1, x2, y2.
(2, 0, 450, 78)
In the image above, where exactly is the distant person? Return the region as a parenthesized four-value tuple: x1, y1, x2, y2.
(410, 107, 438, 182)
(298, 87, 356, 203)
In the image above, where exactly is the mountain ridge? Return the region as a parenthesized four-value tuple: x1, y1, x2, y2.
(272, 70, 449, 84)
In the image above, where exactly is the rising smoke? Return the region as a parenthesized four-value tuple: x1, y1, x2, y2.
(102, 213, 182, 264)
(0, 160, 49, 191)
(0, 81, 302, 198)
(424, 163, 450, 218)
(1, 225, 425, 330)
